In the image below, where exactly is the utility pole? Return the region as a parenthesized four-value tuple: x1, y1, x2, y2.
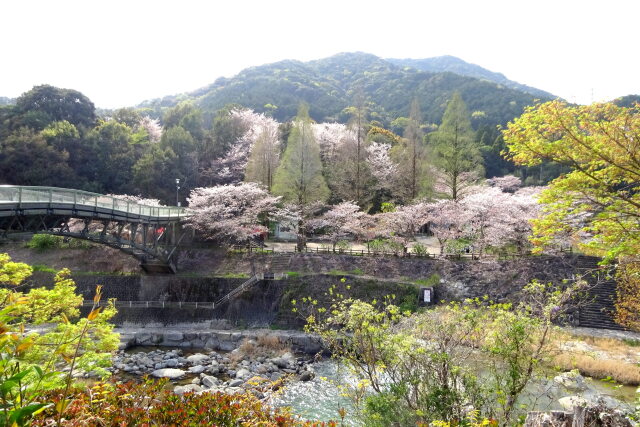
(175, 178, 181, 207)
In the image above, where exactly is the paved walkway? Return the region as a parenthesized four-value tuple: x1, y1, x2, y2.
(265, 235, 442, 255)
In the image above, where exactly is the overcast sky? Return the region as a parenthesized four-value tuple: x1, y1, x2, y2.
(2, 0, 638, 108)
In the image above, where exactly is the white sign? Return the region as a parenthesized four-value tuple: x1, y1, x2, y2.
(423, 289, 431, 303)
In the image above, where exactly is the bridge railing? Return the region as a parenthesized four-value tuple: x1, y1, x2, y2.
(0, 186, 188, 219)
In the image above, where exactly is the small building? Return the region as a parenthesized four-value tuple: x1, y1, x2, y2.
(271, 220, 298, 241)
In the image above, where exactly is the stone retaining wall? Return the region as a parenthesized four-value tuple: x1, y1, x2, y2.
(118, 328, 324, 355)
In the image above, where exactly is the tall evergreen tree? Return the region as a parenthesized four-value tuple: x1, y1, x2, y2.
(273, 104, 329, 205)
(244, 126, 280, 191)
(391, 99, 430, 201)
(273, 104, 329, 249)
(430, 92, 483, 200)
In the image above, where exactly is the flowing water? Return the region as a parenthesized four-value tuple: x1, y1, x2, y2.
(272, 360, 636, 425)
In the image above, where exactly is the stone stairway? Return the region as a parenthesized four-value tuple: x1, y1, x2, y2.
(268, 254, 292, 273)
(574, 256, 626, 331)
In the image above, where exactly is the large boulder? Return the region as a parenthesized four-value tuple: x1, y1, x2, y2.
(554, 370, 588, 392)
(186, 353, 209, 365)
(174, 384, 203, 395)
(558, 396, 589, 411)
(201, 375, 219, 388)
(151, 368, 185, 379)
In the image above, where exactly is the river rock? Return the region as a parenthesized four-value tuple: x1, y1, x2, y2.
(228, 379, 244, 387)
(554, 370, 588, 391)
(201, 375, 219, 388)
(299, 371, 314, 382)
(165, 359, 179, 368)
(188, 365, 206, 374)
(271, 357, 289, 369)
(186, 353, 209, 365)
(558, 396, 589, 410)
(151, 368, 185, 379)
(174, 384, 202, 395)
(236, 368, 251, 379)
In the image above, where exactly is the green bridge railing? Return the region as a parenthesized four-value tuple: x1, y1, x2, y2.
(0, 185, 189, 219)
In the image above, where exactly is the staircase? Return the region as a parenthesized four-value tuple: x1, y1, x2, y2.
(213, 275, 260, 310)
(574, 256, 626, 331)
(269, 254, 292, 273)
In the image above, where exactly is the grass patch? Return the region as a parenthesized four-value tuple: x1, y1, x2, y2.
(550, 332, 640, 385)
(414, 273, 441, 287)
(327, 269, 364, 276)
(623, 338, 640, 347)
(285, 271, 300, 278)
(216, 272, 251, 279)
(25, 234, 95, 251)
(553, 353, 640, 385)
(31, 264, 57, 273)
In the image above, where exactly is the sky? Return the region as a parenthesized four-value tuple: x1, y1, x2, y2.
(2, 0, 639, 108)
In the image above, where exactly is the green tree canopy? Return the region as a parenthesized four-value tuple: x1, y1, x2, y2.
(272, 104, 329, 206)
(503, 100, 640, 260)
(430, 92, 483, 200)
(16, 84, 96, 129)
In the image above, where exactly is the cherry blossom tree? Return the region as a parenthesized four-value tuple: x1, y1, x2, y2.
(308, 202, 373, 250)
(367, 141, 399, 192)
(203, 109, 279, 185)
(184, 182, 280, 245)
(312, 122, 352, 164)
(486, 175, 522, 193)
(138, 116, 162, 143)
(377, 203, 430, 252)
(425, 199, 469, 255)
(462, 187, 513, 256)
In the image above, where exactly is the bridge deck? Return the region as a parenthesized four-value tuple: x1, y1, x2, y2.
(0, 186, 188, 223)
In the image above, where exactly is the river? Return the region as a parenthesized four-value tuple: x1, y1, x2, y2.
(271, 359, 636, 425)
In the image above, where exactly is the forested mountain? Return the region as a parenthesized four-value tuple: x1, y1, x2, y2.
(0, 53, 565, 206)
(613, 94, 640, 108)
(0, 97, 15, 106)
(139, 52, 552, 129)
(387, 56, 555, 99)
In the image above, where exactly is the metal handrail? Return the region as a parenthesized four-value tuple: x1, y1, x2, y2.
(0, 185, 190, 219)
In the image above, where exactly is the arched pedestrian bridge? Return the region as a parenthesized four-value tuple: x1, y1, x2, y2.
(0, 186, 190, 273)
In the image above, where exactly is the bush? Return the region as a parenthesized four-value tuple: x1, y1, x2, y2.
(412, 242, 429, 256)
(335, 240, 350, 252)
(32, 380, 322, 426)
(26, 234, 63, 251)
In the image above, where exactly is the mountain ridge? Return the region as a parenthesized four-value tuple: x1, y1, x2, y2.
(386, 55, 555, 99)
(138, 52, 553, 129)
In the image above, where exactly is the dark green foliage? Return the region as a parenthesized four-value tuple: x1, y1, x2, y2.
(387, 55, 554, 99)
(15, 84, 96, 129)
(0, 128, 80, 187)
(139, 52, 550, 129)
(612, 94, 640, 108)
(26, 234, 64, 251)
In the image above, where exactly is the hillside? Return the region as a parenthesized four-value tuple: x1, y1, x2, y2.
(387, 55, 555, 99)
(139, 52, 553, 128)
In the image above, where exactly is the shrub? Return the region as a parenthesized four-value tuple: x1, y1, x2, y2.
(0, 253, 118, 426)
(412, 242, 429, 256)
(32, 380, 325, 426)
(26, 234, 63, 251)
(335, 240, 350, 252)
